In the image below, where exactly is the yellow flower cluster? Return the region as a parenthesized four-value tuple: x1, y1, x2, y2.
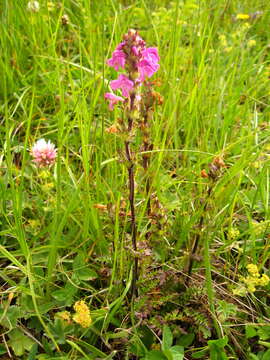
(236, 14, 250, 20)
(55, 311, 72, 324)
(73, 300, 92, 328)
(233, 264, 270, 295)
(247, 39, 256, 48)
(243, 264, 270, 293)
(228, 227, 240, 240)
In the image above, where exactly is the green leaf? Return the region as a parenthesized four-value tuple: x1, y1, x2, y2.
(145, 350, 167, 360)
(8, 329, 35, 356)
(163, 349, 173, 360)
(76, 338, 108, 358)
(170, 346, 184, 360)
(162, 325, 173, 351)
(27, 343, 38, 360)
(191, 348, 208, 359)
(208, 336, 228, 348)
(0, 344, 7, 356)
(51, 282, 77, 306)
(258, 326, 270, 341)
(0, 305, 22, 329)
(246, 325, 257, 339)
(177, 333, 195, 347)
(73, 253, 98, 281)
(262, 350, 270, 360)
(248, 354, 259, 360)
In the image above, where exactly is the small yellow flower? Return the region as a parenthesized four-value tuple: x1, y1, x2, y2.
(243, 22, 251, 29)
(228, 228, 240, 240)
(248, 39, 256, 48)
(247, 264, 259, 277)
(219, 34, 227, 47)
(73, 300, 92, 328)
(259, 274, 270, 286)
(236, 14, 250, 20)
(55, 311, 72, 324)
(47, 1, 55, 11)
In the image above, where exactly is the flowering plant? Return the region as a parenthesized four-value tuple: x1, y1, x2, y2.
(31, 139, 57, 167)
(105, 30, 161, 297)
(105, 29, 160, 113)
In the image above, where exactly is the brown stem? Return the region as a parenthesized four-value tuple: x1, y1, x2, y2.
(125, 140, 138, 298)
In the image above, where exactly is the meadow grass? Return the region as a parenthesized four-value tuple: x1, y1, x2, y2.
(1, 0, 270, 359)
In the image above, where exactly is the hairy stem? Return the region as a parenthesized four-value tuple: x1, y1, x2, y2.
(125, 140, 138, 298)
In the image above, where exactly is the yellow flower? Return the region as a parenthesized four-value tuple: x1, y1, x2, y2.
(247, 264, 260, 277)
(243, 22, 251, 29)
(243, 275, 258, 292)
(219, 34, 227, 47)
(228, 228, 240, 240)
(259, 274, 270, 286)
(73, 300, 92, 328)
(236, 14, 250, 20)
(47, 2, 55, 11)
(248, 39, 256, 48)
(247, 283, 256, 293)
(55, 311, 72, 324)
(73, 312, 92, 328)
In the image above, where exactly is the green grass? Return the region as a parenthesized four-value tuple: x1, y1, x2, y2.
(1, 0, 270, 359)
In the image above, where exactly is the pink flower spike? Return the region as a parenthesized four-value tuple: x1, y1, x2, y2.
(107, 50, 126, 71)
(31, 139, 57, 167)
(138, 59, 160, 82)
(104, 92, 124, 110)
(116, 41, 126, 50)
(131, 46, 139, 57)
(110, 74, 134, 97)
(142, 47, 160, 64)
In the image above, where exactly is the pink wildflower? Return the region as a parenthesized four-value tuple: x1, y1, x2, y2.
(110, 74, 134, 97)
(107, 50, 126, 71)
(142, 47, 160, 64)
(137, 47, 160, 82)
(31, 139, 57, 167)
(104, 92, 124, 110)
(138, 59, 159, 82)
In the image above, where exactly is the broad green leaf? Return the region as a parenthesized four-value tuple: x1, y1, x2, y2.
(162, 325, 173, 351)
(208, 336, 228, 348)
(245, 325, 257, 339)
(0, 305, 22, 329)
(27, 343, 38, 360)
(258, 326, 270, 341)
(177, 333, 195, 347)
(170, 345, 184, 360)
(262, 350, 270, 360)
(73, 253, 98, 281)
(8, 329, 35, 356)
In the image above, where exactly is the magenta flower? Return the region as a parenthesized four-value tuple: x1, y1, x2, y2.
(104, 92, 124, 110)
(137, 47, 160, 82)
(110, 74, 134, 97)
(138, 59, 159, 82)
(107, 50, 126, 71)
(142, 47, 159, 64)
(31, 139, 57, 167)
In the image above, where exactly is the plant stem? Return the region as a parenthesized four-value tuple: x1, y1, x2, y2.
(125, 140, 138, 298)
(185, 187, 212, 285)
(204, 234, 222, 338)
